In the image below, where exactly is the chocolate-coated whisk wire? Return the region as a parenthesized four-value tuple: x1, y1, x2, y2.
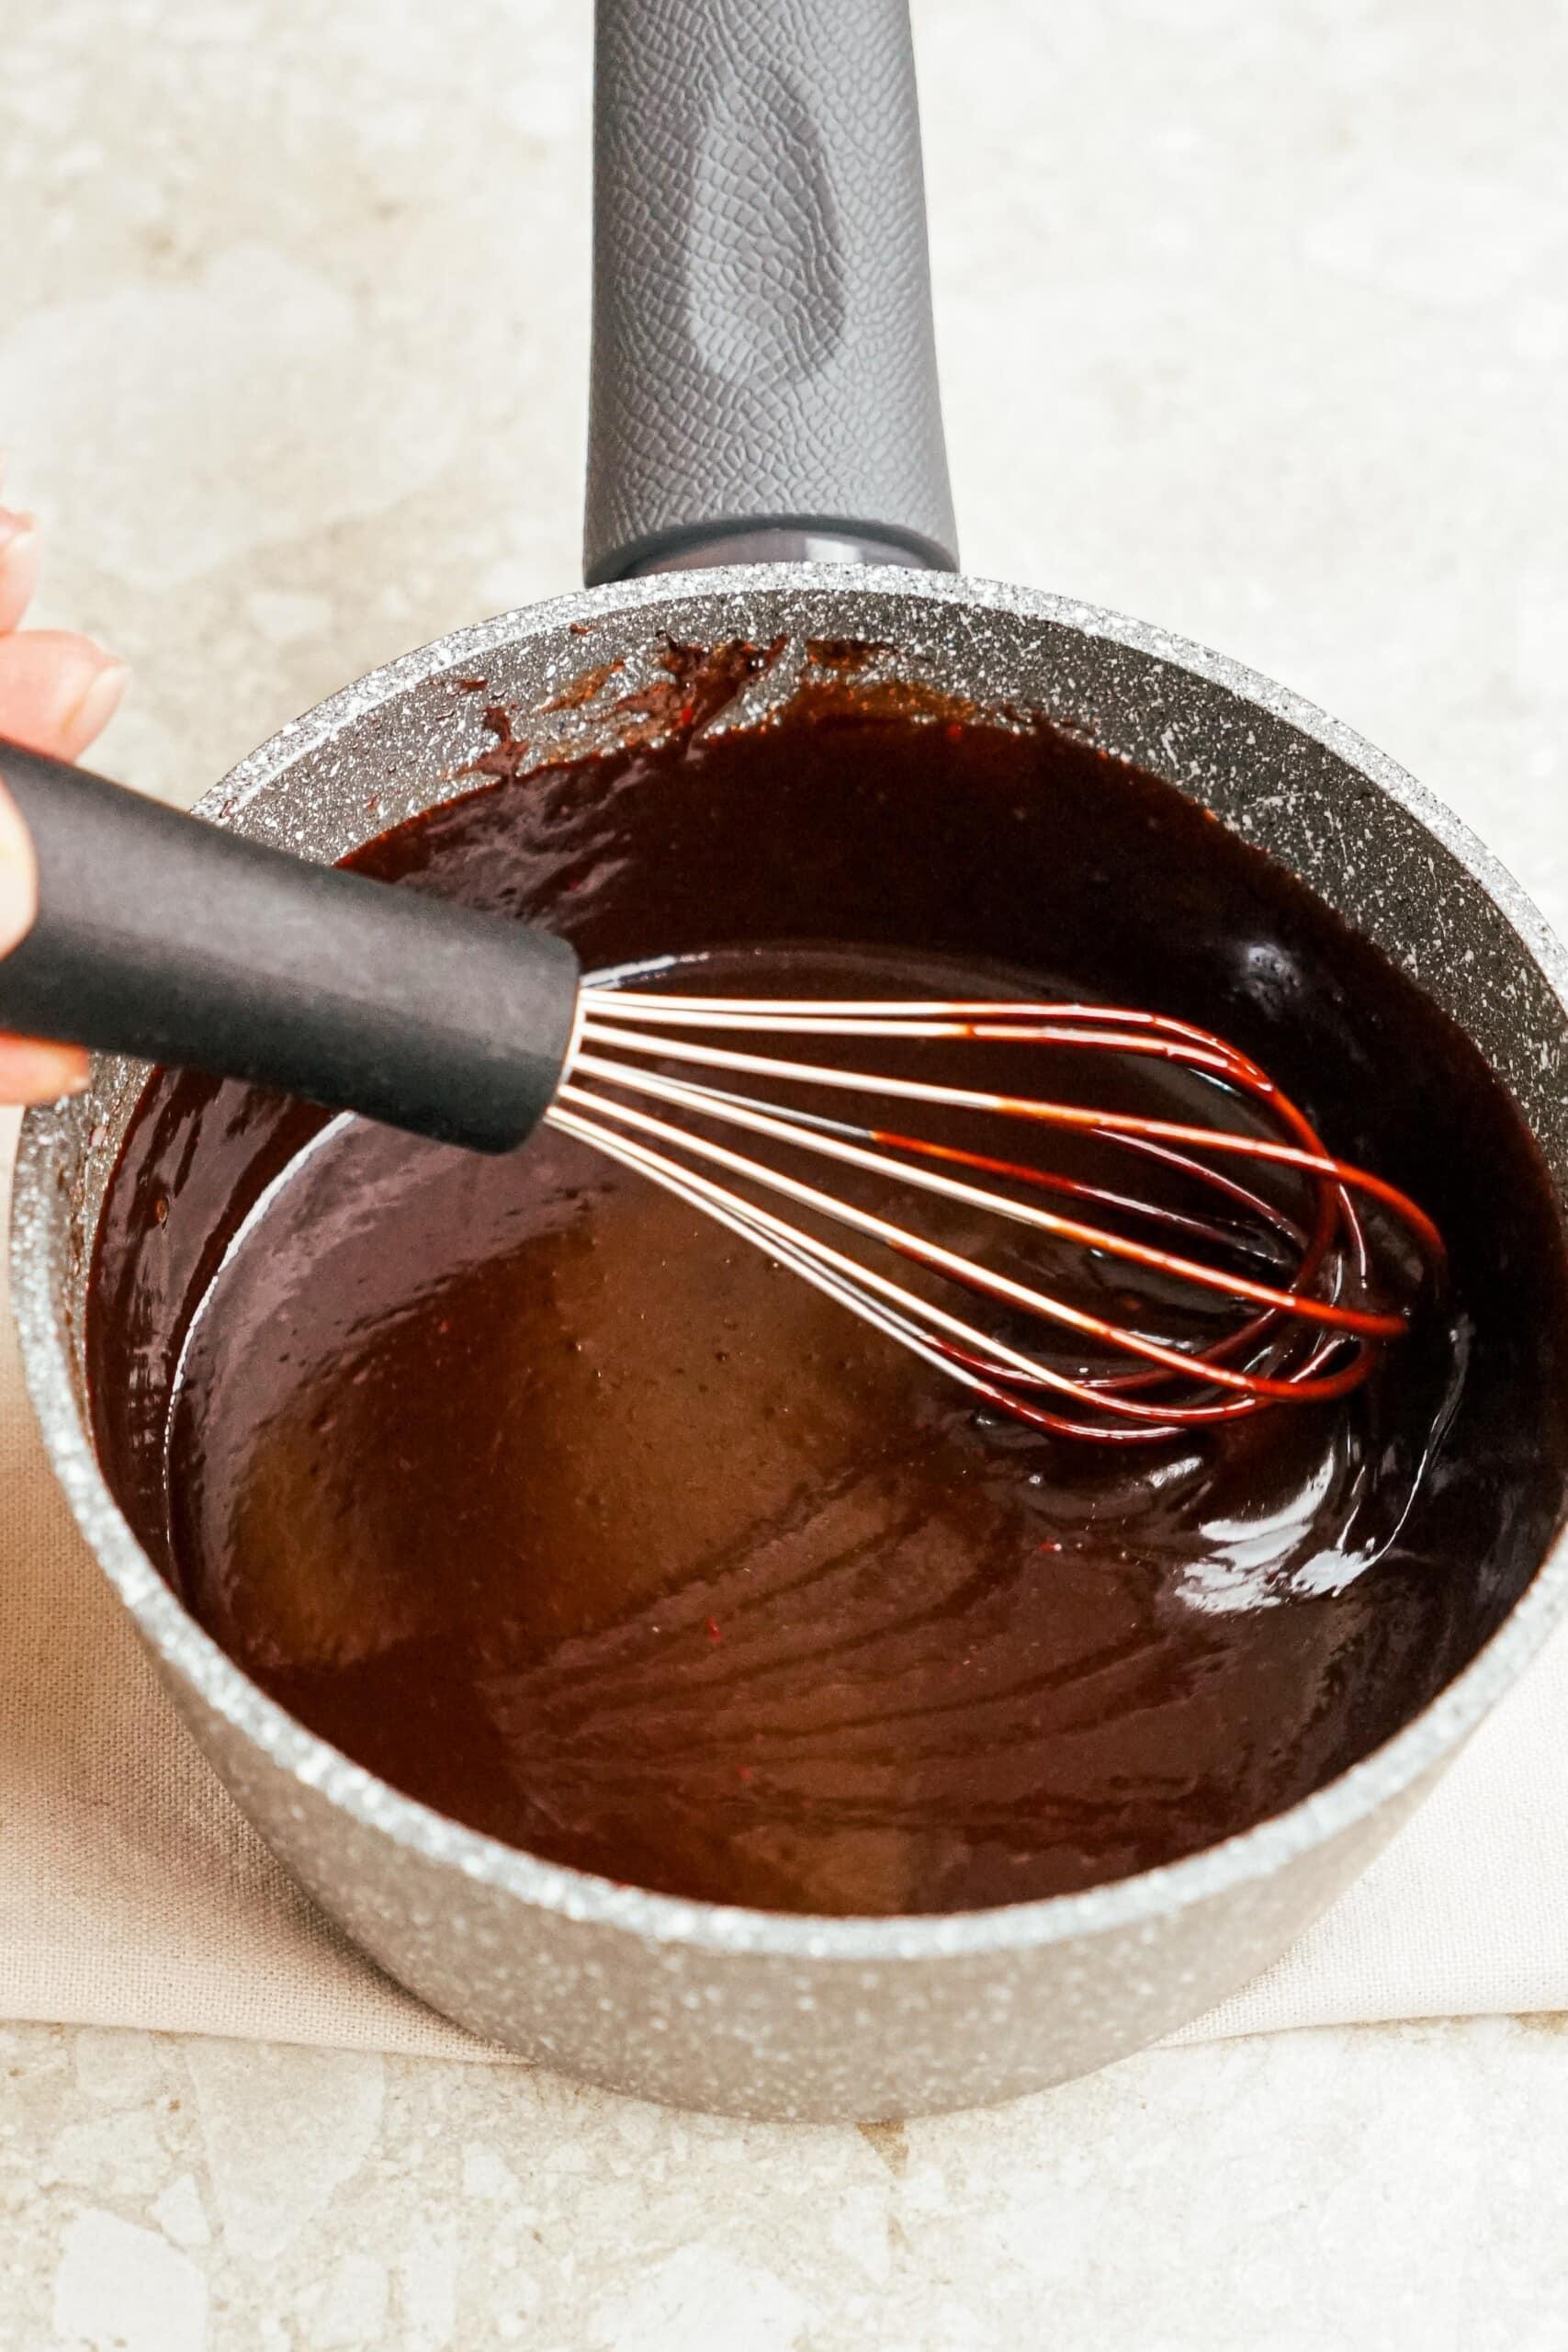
(547, 988, 1442, 1442)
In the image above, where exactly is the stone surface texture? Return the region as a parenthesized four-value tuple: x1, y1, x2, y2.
(4, 0, 1568, 2341)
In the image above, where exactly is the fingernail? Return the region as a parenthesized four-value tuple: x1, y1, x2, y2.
(63, 656, 130, 752)
(0, 506, 35, 550)
(0, 777, 39, 953)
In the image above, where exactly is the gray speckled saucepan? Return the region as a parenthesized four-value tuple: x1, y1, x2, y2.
(11, 0, 1568, 2120)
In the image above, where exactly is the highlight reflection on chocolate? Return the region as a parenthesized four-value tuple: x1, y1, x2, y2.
(88, 660, 1568, 1916)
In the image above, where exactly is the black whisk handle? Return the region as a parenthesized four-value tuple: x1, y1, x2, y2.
(0, 739, 581, 1153)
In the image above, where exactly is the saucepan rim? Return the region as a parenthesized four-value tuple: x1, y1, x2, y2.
(15, 560, 1568, 1966)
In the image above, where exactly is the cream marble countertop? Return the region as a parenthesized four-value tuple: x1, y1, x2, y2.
(4, 0, 1567, 2344)
(3, 2017, 1568, 2350)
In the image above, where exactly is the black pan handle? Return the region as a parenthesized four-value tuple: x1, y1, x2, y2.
(0, 741, 581, 1153)
(583, 0, 958, 583)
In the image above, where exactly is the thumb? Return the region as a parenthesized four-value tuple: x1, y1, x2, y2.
(0, 776, 39, 956)
(0, 775, 89, 1101)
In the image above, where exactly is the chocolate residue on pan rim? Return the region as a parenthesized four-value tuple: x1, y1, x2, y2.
(458, 633, 1043, 786)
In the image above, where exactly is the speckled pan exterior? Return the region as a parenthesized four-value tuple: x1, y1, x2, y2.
(13, 566, 1568, 2121)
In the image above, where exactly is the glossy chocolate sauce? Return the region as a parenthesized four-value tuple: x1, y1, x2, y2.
(88, 652, 1568, 1915)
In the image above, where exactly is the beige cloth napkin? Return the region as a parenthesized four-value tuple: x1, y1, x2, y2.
(4, 1116, 1565, 2059)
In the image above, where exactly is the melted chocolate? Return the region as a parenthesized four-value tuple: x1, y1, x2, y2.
(87, 660, 1568, 1915)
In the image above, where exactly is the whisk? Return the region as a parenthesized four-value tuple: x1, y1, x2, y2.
(0, 740, 1441, 1442)
(554, 985, 1441, 1442)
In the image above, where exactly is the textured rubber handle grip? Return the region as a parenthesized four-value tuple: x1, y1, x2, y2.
(0, 742, 581, 1154)
(583, 0, 958, 583)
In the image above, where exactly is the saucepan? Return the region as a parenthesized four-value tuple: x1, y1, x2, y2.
(11, 0, 1568, 2121)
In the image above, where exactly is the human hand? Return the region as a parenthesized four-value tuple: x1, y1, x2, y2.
(0, 494, 128, 1104)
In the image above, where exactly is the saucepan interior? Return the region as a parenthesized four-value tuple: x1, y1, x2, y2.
(16, 565, 1568, 2118)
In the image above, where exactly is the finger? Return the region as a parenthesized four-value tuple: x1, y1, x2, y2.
(0, 509, 40, 634)
(0, 782, 87, 1102)
(0, 774, 37, 952)
(0, 631, 128, 761)
(0, 1035, 89, 1104)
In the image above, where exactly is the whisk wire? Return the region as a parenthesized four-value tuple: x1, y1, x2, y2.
(553, 986, 1441, 1442)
